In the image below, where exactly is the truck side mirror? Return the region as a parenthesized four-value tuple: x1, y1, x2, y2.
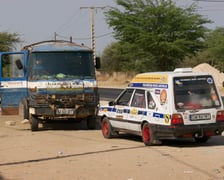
(109, 101, 115, 106)
(15, 59, 23, 70)
(95, 57, 101, 69)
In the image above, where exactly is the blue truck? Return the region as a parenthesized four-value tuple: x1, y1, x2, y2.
(0, 40, 100, 131)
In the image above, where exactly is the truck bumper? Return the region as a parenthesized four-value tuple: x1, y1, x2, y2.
(152, 123, 224, 139)
(29, 106, 97, 119)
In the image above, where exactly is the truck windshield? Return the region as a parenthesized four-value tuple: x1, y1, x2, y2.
(28, 52, 95, 80)
(174, 76, 221, 110)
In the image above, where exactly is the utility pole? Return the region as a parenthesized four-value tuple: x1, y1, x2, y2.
(80, 6, 105, 62)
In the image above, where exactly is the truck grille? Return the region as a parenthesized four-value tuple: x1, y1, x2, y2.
(31, 93, 96, 107)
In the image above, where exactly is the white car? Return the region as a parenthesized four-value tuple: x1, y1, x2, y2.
(98, 69, 224, 146)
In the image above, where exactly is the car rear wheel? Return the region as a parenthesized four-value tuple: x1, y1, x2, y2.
(142, 123, 154, 146)
(102, 117, 113, 138)
(194, 136, 209, 143)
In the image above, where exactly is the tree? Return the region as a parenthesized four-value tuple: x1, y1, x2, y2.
(104, 0, 211, 72)
(0, 32, 21, 52)
(101, 42, 126, 72)
(101, 41, 156, 72)
(180, 27, 224, 72)
(203, 27, 224, 71)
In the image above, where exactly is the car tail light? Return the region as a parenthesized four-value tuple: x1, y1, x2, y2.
(171, 114, 184, 125)
(216, 110, 224, 122)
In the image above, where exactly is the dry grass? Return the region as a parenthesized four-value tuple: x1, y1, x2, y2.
(97, 71, 134, 88)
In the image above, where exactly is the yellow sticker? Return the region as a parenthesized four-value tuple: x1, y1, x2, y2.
(130, 108, 138, 115)
(131, 74, 168, 83)
(164, 114, 170, 124)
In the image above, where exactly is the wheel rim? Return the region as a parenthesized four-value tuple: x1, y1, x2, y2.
(143, 126, 150, 143)
(102, 121, 109, 136)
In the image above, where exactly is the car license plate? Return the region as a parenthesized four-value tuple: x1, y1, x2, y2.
(56, 108, 74, 115)
(190, 113, 211, 121)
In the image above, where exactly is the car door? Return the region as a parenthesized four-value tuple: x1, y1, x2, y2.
(0, 52, 28, 115)
(128, 89, 147, 132)
(109, 88, 134, 130)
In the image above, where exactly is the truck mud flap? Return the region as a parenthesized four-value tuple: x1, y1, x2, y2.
(1, 107, 19, 115)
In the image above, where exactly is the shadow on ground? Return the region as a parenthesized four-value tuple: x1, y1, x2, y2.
(38, 119, 102, 131)
(112, 133, 224, 147)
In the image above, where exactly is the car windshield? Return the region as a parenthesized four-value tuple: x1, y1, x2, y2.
(174, 75, 221, 110)
(28, 52, 95, 80)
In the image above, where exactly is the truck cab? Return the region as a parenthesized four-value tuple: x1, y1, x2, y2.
(0, 40, 100, 131)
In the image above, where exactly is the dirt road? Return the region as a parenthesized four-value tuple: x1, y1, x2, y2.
(0, 113, 224, 180)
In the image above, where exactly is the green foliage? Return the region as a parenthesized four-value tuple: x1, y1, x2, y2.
(0, 32, 21, 52)
(103, 0, 211, 72)
(101, 41, 157, 72)
(101, 42, 124, 72)
(204, 27, 224, 71)
(180, 27, 224, 72)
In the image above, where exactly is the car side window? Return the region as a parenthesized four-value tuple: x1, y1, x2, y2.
(147, 92, 156, 109)
(131, 89, 146, 108)
(116, 89, 134, 106)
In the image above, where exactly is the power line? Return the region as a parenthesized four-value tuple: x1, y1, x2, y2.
(55, 32, 112, 41)
(194, 0, 224, 2)
(56, 8, 81, 33)
(199, 8, 224, 11)
(74, 32, 113, 40)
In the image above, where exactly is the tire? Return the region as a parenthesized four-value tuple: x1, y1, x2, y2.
(142, 123, 154, 146)
(23, 103, 29, 120)
(30, 114, 39, 131)
(194, 136, 209, 143)
(101, 117, 113, 138)
(86, 116, 96, 130)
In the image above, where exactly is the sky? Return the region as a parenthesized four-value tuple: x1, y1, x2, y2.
(0, 0, 224, 55)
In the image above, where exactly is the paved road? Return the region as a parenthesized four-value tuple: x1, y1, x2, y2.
(0, 114, 224, 180)
(99, 87, 123, 101)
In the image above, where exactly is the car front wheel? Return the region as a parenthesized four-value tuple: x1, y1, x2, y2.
(101, 117, 113, 138)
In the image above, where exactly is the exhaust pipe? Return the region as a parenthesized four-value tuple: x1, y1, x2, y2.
(215, 129, 220, 135)
(194, 132, 200, 138)
(194, 132, 204, 138)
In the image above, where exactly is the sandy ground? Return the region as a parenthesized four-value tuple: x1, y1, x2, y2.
(1, 65, 224, 180)
(0, 113, 224, 180)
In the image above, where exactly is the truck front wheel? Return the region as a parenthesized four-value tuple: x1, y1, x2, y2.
(30, 115, 39, 131)
(87, 116, 96, 130)
(23, 103, 29, 120)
